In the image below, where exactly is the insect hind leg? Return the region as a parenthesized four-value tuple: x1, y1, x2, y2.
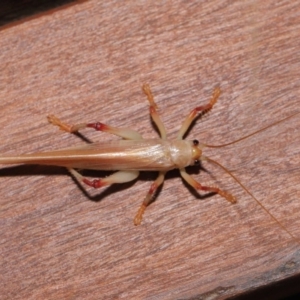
(68, 168, 139, 189)
(47, 115, 143, 140)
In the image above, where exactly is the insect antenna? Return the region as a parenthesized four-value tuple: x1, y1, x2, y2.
(203, 111, 299, 149)
(201, 155, 299, 244)
(199, 111, 300, 243)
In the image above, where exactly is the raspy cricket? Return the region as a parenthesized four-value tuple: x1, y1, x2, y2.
(0, 84, 298, 230)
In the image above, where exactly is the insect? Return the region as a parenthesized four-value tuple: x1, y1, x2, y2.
(0, 84, 298, 229)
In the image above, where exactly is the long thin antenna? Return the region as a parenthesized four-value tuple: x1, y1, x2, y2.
(202, 155, 299, 244)
(204, 111, 299, 148)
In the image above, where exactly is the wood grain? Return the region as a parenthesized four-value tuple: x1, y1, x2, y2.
(0, 1, 300, 299)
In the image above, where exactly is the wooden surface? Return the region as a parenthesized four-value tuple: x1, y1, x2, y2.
(0, 1, 300, 299)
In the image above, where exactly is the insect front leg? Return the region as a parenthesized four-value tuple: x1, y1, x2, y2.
(143, 84, 167, 139)
(134, 171, 166, 225)
(179, 169, 236, 204)
(177, 87, 220, 139)
(47, 115, 142, 140)
(68, 168, 139, 189)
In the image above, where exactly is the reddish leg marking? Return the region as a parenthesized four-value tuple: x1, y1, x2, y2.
(82, 178, 106, 189)
(86, 122, 108, 131)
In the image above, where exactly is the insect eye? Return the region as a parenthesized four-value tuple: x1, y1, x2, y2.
(193, 139, 199, 146)
(194, 159, 200, 165)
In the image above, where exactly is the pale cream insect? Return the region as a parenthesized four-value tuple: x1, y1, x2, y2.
(0, 84, 298, 228)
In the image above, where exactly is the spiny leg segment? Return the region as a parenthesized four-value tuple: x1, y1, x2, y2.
(177, 87, 220, 139)
(180, 169, 236, 203)
(134, 171, 166, 225)
(143, 84, 167, 140)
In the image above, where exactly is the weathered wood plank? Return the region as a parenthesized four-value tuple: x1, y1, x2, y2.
(0, 1, 300, 299)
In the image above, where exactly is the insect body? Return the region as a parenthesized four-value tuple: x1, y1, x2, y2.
(1, 139, 199, 171)
(0, 84, 298, 227)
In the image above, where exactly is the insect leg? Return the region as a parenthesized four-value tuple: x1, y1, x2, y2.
(68, 168, 139, 188)
(177, 87, 220, 139)
(142, 84, 167, 139)
(179, 169, 236, 203)
(47, 115, 142, 140)
(134, 171, 166, 225)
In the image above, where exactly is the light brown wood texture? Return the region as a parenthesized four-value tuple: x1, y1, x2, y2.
(1, 1, 300, 299)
